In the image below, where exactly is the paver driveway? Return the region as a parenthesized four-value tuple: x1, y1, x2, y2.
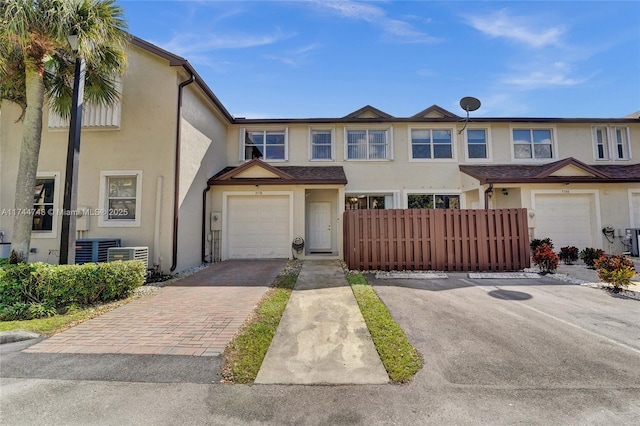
(24, 260, 286, 357)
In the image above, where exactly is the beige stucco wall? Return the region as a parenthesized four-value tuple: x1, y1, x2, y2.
(1, 45, 231, 274)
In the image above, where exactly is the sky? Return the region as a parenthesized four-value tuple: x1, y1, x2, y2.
(118, 0, 640, 119)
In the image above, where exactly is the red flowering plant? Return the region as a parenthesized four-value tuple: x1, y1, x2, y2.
(558, 246, 579, 265)
(594, 255, 636, 291)
(532, 243, 559, 274)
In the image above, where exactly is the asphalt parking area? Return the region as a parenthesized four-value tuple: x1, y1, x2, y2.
(371, 274, 640, 389)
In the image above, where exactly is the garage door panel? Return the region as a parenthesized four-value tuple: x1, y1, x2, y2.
(227, 195, 291, 259)
(535, 194, 595, 249)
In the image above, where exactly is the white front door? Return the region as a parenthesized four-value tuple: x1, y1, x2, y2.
(309, 201, 332, 251)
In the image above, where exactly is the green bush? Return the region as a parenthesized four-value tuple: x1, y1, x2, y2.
(594, 255, 636, 291)
(530, 238, 553, 251)
(580, 247, 605, 268)
(0, 261, 145, 320)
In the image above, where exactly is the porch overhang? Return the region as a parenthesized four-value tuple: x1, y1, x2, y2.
(459, 157, 640, 184)
(208, 159, 348, 186)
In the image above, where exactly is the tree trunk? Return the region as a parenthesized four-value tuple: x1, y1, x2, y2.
(10, 65, 45, 263)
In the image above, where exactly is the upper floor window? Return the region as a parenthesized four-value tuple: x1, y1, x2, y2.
(310, 128, 334, 161)
(407, 194, 460, 209)
(241, 129, 288, 161)
(411, 129, 454, 160)
(466, 129, 488, 160)
(513, 128, 553, 159)
(345, 128, 392, 160)
(98, 171, 142, 227)
(592, 126, 631, 160)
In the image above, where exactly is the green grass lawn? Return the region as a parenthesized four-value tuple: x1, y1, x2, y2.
(346, 273, 423, 383)
(221, 269, 298, 384)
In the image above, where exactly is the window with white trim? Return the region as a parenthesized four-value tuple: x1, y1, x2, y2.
(310, 128, 334, 161)
(345, 128, 392, 160)
(345, 194, 394, 210)
(98, 171, 142, 227)
(613, 126, 631, 160)
(407, 194, 460, 209)
(411, 128, 453, 159)
(593, 126, 610, 160)
(513, 128, 553, 159)
(466, 129, 488, 159)
(241, 129, 288, 161)
(32, 177, 56, 233)
(592, 126, 631, 161)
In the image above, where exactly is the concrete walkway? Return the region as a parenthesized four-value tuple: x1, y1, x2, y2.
(255, 260, 388, 385)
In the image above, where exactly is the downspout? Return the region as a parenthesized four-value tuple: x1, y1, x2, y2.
(170, 72, 196, 272)
(202, 183, 211, 264)
(484, 183, 493, 210)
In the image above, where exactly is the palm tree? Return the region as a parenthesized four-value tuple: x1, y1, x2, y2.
(0, 0, 128, 263)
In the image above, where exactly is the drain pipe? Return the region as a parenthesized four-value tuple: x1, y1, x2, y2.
(202, 182, 211, 264)
(484, 184, 494, 210)
(170, 72, 196, 272)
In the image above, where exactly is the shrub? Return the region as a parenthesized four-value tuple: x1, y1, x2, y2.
(0, 260, 145, 320)
(530, 238, 553, 251)
(580, 248, 605, 268)
(594, 255, 636, 291)
(558, 246, 579, 265)
(532, 243, 559, 274)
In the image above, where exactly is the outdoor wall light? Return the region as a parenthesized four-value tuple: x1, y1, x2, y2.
(501, 188, 509, 196)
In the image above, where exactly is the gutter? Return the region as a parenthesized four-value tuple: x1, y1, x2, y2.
(170, 72, 196, 272)
(484, 184, 493, 210)
(202, 183, 211, 264)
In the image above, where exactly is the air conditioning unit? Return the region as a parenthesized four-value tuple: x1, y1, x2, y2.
(107, 247, 149, 270)
(75, 238, 121, 264)
(625, 229, 640, 257)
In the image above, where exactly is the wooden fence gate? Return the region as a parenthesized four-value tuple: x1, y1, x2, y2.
(343, 208, 530, 271)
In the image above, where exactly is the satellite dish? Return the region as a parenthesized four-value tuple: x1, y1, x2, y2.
(460, 96, 481, 112)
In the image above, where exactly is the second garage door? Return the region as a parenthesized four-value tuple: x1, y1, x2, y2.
(226, 194, 291, 259)
(534, 193, 596, 249)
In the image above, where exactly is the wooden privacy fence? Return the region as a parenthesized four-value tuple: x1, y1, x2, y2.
(343, 208, 530, 272)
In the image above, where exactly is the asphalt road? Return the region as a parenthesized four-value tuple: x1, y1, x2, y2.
(2, 275, 639, 425)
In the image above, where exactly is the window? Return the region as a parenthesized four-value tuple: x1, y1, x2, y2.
(345, 128, 392, 160)
(310, 129, 333, 160)
(345, 194, 393, 210)
(99, 171, 142, 227)
(466, 129, 488, 159)
(241, 129, 287, 161)
(593, 126, 610, 160)
(32, 178, 55, 232)
(408, 194, 460, 209)
(613, 127, 630, 160)
(592, 126, 631, 161)
(513, 128, 553, 159)
(411, 129, 453, 159)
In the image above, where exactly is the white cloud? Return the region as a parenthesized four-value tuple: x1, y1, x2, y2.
(465, 9, 565, 48)
(263, 43, 323, 67)
(503, 62, 594, 89)
(156, 30, 294, 57)
(310, 0, 441, 44)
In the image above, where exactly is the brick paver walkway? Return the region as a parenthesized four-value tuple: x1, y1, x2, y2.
(23, 260, 286, 357)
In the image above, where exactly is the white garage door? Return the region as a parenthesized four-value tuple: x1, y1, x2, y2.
(534, 193, 595, 249)
(226, 195, 291, 259)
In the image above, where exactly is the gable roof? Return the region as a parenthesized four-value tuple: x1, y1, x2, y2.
(459, 157, 640, 184)
(412, 105, 460, 119)
(342, 105, 394, 119)
(208, 160, 347, 185)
